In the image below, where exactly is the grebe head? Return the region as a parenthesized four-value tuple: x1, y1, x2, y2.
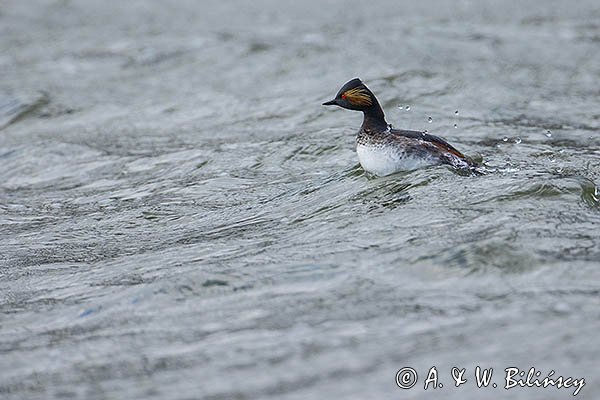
(322, 78, 377, 112)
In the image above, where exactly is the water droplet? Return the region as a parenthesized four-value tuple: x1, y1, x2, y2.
(453, 123, 458, 128)
(502, 136, 509, 142)
(545, 130, 552, 138)
(405, 105, 410, 111)
(454, 110, 459, 115)
(428, 116, 433, 123)
(514, 137, 522, 144)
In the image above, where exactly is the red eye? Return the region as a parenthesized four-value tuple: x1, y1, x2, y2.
(341, 94, 347, 100)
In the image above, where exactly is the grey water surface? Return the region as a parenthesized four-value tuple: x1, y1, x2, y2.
(1, 1, 600, 399)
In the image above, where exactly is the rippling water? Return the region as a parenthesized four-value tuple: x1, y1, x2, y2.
(1, 1, 600, 399)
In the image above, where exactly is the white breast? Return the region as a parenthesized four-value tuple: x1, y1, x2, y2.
(356, 143, 435, 176)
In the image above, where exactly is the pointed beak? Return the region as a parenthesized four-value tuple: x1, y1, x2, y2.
(322, 99, 338, 106)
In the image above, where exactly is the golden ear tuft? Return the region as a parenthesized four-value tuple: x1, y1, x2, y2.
(343, 87, 373, 106)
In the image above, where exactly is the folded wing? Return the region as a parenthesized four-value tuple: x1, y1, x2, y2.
(391, 129, 470, 161)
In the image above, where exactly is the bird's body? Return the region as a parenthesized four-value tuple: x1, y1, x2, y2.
(356, 129, 437, 176)
(323, 78, 476, 176)
(356, 127, 474, 176)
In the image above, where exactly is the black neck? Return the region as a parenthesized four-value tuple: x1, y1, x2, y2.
(361, 100, 387, 131)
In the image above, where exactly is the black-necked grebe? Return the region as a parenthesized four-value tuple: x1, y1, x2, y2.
(323, 78, 475, 176)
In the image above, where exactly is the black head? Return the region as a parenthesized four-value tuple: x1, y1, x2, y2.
(322, 78, 377, 111)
